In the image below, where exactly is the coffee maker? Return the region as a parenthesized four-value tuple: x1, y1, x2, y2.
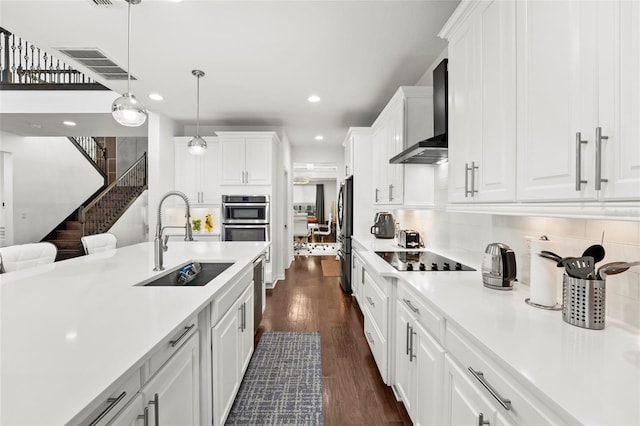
(481, 243, 517, 290)
(370, 212, 395, 239)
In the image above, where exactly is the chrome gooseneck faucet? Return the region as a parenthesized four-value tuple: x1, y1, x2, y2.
(154, 190, 193, 271)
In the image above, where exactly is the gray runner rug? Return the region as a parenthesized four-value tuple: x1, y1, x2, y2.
(226, 331, 324, 425)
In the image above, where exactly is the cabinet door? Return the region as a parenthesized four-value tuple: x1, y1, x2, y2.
(201, 141, 223, 203)
(476, 0, 516, 202)
(212, 303, 241, 426)
(516, 0, 598, 201)
(239, 283, 255, 374)
(344, 135, 354, 178)
(448, 18, 481, 203)
(142, 332, 200, 426)
(394, 300, 414, 417)
(175, 138, 202, 204)
(245, 137, 272, 185)
(352, 252, 363, 305)
(414, 321, 445, 426)
(372, 123, 389, 204)
(387, 101, 404, 205)
(444, 356, 497, 426)
(221, 139, 246, 185)
(598, 0, 640, 200)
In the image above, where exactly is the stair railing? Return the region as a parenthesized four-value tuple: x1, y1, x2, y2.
(68, 136, 108, 177)
(0, 27, 103, 86)
(79, 153, 147, 236)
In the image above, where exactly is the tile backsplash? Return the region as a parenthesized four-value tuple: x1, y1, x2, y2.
(388, 161, 640, 331)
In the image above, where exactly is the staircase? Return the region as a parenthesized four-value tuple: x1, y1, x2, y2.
(46, 153, 148, 260)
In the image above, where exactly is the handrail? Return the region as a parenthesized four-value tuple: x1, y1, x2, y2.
(68, 137, 108, 178)
(0, 27, 102, 86)
(79, 153, 147, 236)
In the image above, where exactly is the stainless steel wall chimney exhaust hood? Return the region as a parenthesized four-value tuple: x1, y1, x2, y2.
(390, 59, 448, 164)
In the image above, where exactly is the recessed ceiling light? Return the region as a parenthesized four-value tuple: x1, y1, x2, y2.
(306, 164, 314, 170)
(148, 93, 163, 101)
(315, 135, 324, 140)
(63, 121, 77, 126)
(307, 95, 321, 103)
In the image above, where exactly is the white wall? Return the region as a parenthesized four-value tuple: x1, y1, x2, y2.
(0, 152, 14, 246)
(391, 163, 640, 330)
(109, 190, 149, 247)
(415, 47, 448, 86)
(0, 131, 103, 244)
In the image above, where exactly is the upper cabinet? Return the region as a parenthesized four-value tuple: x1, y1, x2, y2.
(175, 137, 222, 204)
(218, 132, 278, 186)
(371, 87, 435, 206)
(442, 0, 640, 216)
(443, 0, 516, 203)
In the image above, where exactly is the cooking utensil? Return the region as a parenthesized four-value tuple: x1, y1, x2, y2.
(561, 256, 595, 279)
(582, 244, 605, 264)
(540, 250, 562, 262)
(598, 261, 640, 279)
(538, 252, 561, 263)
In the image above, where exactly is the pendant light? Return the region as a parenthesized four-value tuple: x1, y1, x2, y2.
(112, 0, 147, 127)
(187, 69, 208, 155)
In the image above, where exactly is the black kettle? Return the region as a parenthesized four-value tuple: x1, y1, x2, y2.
(370, 212, 395, 239)
(481, 243, 517, 290)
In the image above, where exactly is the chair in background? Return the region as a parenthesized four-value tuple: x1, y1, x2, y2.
(313, 214, 333, 250)
(81, 233, 117, 255)
(293, 214, 311, 255)
(0, 242, 57, 273)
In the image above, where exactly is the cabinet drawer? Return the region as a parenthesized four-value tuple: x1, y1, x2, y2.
(397, 283, 444, 343)
(147, 315, 198, 380)
(364, 312, 387, 382)
(211, 268, 252, 325)
(78, 368, 141, 426)
(445, 325, 565, 425)
(363, 269, 387, 334)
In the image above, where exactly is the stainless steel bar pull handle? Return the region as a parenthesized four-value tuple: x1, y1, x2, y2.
(366, 331, 374, 345)
(245, 171, 248, 183)
(375, 188, 379, 203)
(595, 127, 608, 190)
(478, 412, 490, 426)
(409, 327, 416, 362)
(148, 393, 160, 426)
(89, 391, 127, 426)
(403, 298, 420, 314)
(138, 406, 149, 426)
(389, 184, 394, 202)
(169, 324, 195, 347)
(468, 367, 512, 410)
(464, 163, 470, 197)
(366, 296, 375, 307)
(575, 132, 588, 191)
(406, 322, 411, 355)
(470, 161, 478, 197)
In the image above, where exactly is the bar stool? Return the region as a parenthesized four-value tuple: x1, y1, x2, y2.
(0, 242, 57, 273)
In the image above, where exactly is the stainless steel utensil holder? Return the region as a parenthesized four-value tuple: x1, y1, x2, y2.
(562, 275, 606, 330)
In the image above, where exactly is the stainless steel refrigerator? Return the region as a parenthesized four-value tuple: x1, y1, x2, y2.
(337, 176, 353, 293)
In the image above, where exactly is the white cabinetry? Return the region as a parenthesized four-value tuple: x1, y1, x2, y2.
(515, 0, 598, 201)
(211, 268, 254, 426)
(351, 247, 364, 306)
(444, 0, 516, 203)
(361, 265, 390, 384)
(343, 128, 374, 236)
(174, 137, 221, 204)
(394, 286, 445, 426)
(371, 87, 434, 206)
(218, 132, 276, 186)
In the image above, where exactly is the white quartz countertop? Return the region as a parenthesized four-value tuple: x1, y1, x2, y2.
(0, 241, 269, 426)
(353, 234, 640, 425)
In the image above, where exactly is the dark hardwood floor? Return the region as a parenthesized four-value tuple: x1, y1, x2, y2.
(256, 255, 412, 426)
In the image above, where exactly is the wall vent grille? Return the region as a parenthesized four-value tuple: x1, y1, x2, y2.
(92, 0, 113, 6)
(57, 48, 136, 81)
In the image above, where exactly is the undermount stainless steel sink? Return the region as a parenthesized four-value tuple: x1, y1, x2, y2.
(141, 262, 234, 287)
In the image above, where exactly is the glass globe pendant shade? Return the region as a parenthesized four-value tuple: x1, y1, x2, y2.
(187, 135, 208, 155)
(112, 92, 148, 127)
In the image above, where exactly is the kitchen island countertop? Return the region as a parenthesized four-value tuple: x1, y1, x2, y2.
(0, 240, 269, 425)
(353, 234, 640, 425)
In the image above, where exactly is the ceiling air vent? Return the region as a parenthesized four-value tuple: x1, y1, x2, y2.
(57, 48, 135, 81)
(91, 0, 113, 5)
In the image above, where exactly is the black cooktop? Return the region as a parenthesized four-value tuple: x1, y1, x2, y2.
(375, 251, 475, 272)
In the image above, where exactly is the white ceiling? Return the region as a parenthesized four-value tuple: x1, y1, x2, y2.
(0, 0, 459, 146)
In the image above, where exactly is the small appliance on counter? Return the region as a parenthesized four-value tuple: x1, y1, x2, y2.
(482, 243, 517, 290)
(370, 212, 395, 239)
(398, 230, 422, 249)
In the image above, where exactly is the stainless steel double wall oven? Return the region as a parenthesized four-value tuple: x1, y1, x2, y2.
(221, 195, 270, 242)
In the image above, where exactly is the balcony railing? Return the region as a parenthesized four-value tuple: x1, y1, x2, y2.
(0, 27, 105, 88)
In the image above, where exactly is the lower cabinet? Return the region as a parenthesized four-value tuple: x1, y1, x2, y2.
(362, 266, 390, 384)
(352, 249, 364, 306)
(107, 333, 201, 425)
(211, 277, 254, 426)
(395, 298, 445, 426)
